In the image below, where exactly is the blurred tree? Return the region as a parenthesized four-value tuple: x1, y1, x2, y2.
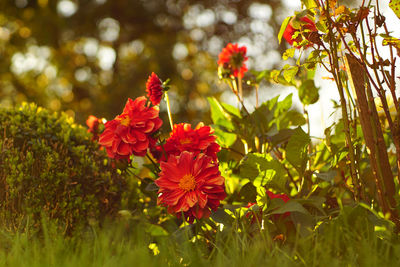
(0, 0, 293, 128)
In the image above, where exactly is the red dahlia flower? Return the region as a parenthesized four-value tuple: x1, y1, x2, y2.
(152, 122, 220, 162)
(283, 16, 317, 48)
(218, 43, 248, 78)
(86, 115, 103, 141)
(98, 96, 162, 159)
(146, 72, 163, 106)
(155, 151, 226, 223)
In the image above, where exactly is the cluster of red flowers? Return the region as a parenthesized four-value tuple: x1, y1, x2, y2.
(86, 72, 226, 223)
(283, 16, 318, 48)
(218, 43, 248, 79)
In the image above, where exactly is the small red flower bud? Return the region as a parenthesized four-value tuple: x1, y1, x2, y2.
(86, 115, 103, 141)
(146, 72, 163, 106)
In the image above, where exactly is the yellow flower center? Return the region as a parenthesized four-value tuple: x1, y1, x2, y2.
(179, 174, 196, 192)
(180, 138, 192, 145)
(120, 116, 130, 126)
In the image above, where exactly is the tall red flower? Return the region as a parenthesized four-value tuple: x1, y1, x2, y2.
(283, 16, 318, 48)
(98, 96, 162, 159)
(152, 123, 220, 162)
(146, 72, 164, 106)
(218, 43, 248, 78)
(155, 151, 226, 223)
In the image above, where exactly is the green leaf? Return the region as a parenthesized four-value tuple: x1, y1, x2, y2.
(303, 0, 317, 9)
(315, 171, 336, 182)
(286, 127, 310, 174)
(380, 34, 400, 49)
(269, 200, 309, 215)
(221, 102, 241, 118)
(213, 127, 237, 148)
(239, 156, 260, 180)
(145, 224, 169, 237)
(269, 129, 295, 146)
(211, 208, 234, 226)
(239, 182, 257, 203)
(278, 16, 292, 44)
(283, 110, 306, 127)
(283, 65, 299, 83)
(207, 97, 234, 130)
(390, 0, 400, 19)
(276, 93, 293, 113)
(239, 153, 287, 191)
(145, 182, 159, 191)
(290, 212, 315, 237)
(298, 79, 319, 105)
(282, 47, 296, 60)
(298, 196, 326, 215)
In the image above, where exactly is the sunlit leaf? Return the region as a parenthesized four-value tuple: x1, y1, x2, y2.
(239, 153, 287, 190)
(381, 34, 400, 49)
(278, 16, 292, 44)
(283, 65, 299, 83)
(208, 97, 234, 130)
(390, 0, 400, 19)
(302, 0, 317, 9)
(214, 127, 237, 147)
(282, 47, 296, 60)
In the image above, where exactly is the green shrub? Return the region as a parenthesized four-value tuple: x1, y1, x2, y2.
(0, 103, 124, 233)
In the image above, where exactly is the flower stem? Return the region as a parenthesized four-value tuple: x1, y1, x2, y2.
(238, 76, 243, 100)
(165, 91, 174, 131)
(255, 84, 259, 108)
(146, 153, 160, 173)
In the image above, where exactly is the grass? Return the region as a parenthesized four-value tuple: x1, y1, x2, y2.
(1, 214, 400, 267)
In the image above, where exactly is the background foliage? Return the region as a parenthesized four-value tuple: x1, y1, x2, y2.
(0, 0, 296, 126)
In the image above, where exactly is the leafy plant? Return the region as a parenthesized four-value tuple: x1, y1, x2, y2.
(0, 103, 125, 234)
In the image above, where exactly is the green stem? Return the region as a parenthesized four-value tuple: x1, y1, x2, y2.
(146, 153, 160, 173)
(238, 76, 243, 101)
(255, 84, 259, 108)
(325, 0, 359, 199)
(303, 105, 312, 170)
(164, 91, 174, 131)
